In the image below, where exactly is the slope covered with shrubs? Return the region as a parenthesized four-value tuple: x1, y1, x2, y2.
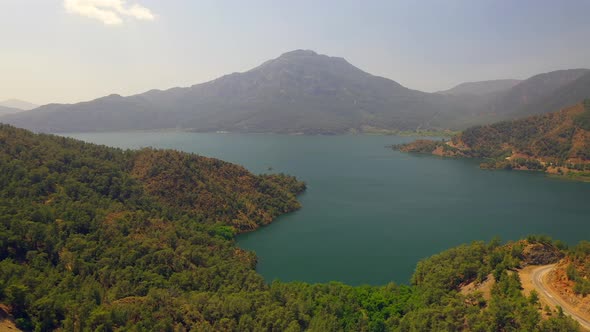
(395, 100, 590, 179)
(0, 124, 580, 331)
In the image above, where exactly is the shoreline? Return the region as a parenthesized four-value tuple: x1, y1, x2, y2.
(55, 128, 456, 137)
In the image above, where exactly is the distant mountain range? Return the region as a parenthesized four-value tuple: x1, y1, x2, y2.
(0, 99, 38, 111)
(2, 50, 590, 134)
(486, 69, 590, 118)
(436, 79, 522, 96)
(0, 105, 22, 116)
(0, 99, 38, 117)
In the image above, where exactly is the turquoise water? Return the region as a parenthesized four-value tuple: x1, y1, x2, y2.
(66, 132, 590, 285)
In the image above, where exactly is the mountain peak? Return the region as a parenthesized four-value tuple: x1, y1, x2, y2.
(279, 49, 319, 57)
(250, 49, 363, 79)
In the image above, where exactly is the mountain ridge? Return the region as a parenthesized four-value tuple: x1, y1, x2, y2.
(0, 105, 22, 116)
(487, 69, 590, 117)
(437, 79, 522, 96)
(1, 50, 461, 134)
(2, 50, 590, 134)
(0, 99, 38, 110)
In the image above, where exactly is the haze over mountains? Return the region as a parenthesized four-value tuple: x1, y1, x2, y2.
(436, 79, 522, 96)
(0, 99, 38, 111)
(0, 99, 39, 117)
(0, 106, 21, 116)
(2, 50, 590, 134)
(487, 69, 590, 117)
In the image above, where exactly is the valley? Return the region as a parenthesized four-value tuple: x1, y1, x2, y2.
(1, 124, 589, 330)
(3, 1, 590, 330)
(65, 131, 590, 286)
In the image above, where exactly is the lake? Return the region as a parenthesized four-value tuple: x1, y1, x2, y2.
(66, 132, 590, 285)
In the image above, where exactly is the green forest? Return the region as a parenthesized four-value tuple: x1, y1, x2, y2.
(395, 100, 590, 178)
(458, 99, 590, 162)
(0, 124, 582, 331)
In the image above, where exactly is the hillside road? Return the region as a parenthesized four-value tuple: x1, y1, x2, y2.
(531, 264, 590, 330)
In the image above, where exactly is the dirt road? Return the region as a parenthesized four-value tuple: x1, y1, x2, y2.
(531, 264, 590, 330)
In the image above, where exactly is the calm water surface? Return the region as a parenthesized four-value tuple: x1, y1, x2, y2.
(66, 132, 590, 285)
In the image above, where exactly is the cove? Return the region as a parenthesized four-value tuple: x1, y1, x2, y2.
(65, 132, 590, 285)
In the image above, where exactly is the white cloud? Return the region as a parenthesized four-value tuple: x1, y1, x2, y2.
(64, 0, 155, 26)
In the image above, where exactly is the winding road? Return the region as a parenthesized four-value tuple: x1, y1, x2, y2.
(531, 264, 590, 330)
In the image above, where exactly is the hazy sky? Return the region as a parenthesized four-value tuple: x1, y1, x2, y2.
(2, 0, 590, 105)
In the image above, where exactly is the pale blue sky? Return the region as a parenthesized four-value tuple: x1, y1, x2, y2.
(2, 0, 590, 105)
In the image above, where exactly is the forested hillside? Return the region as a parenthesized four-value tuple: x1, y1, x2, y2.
(0, 124, 581, 331)
(395, 100, 590, 179)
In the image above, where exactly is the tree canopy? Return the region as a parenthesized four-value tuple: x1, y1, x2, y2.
(0, 124, 580, 331)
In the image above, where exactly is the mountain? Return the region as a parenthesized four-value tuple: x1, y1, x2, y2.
(0, 99, 38, 110)
(2, 51, 589, 134)
(443, 69, 590, 129)
(437, 79, 522, 96)
(0, 99, 37, 117)
(396, 100, 590, 179)
(0, 50, 469, 134)
(0, 105, 22, 116)
(516, 71, 590, 117)
(487, 69, 590, 117)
